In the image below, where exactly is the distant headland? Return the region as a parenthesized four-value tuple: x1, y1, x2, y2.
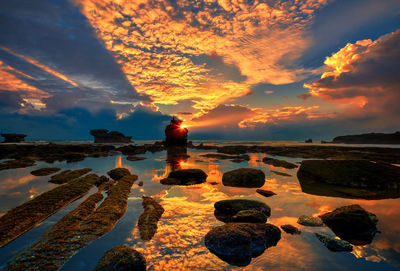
(333, 131, 400, 144)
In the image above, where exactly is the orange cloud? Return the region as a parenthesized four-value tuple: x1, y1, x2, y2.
(74, 0, 327, 113)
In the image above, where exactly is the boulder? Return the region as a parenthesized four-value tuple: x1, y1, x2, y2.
(214, 199, 271, 222)
(315, 233, 353, 252)
(107, 168, 131, 180)
(90, 129, 132, 143)
(231, 210, 268, 223)
(256, 189, 276, 198)
(205, 223, 281, 266)
(281, 224, 301, 235)
(160, 169, 207, 185)
(262, 157, 298, 169)
(222, 168, 265, 188)
(297, 215, 324, 227)
(1, 133, 27, 143)
(94, 245, 146, 271)
(319, 204, 378, 245)
(297, 160, 400, 199)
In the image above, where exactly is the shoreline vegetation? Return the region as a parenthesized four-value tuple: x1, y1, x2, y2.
(0, 141, 399, 269)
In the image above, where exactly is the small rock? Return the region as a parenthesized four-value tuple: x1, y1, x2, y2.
(231, 210, 268, 223)
(315, 233, 353, 252)
(214, 199, 271, 222)
(305, 138, 313, 143)
(297, 215, 324, 227)
(281, 224, 301, 234)
(107, 168, 131, 180)
(138, 181, 143, 186)
(160, 169, 207, 185)
(270, 170, 291, 177)
(262, 157, 298, 169)
(94, 245, 146, 271)
(209, 182, 219, 185)
(127, 156, 147, 161)
(256, 189, 276, 198)
(222, 168, 265, 188)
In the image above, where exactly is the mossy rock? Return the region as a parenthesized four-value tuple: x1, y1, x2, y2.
(95, 245, 146, 271)
(107, 168, 131, 180)
(214, 199, 271, 222)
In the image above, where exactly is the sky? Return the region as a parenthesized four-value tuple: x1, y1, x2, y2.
(0, 0, 399, 140)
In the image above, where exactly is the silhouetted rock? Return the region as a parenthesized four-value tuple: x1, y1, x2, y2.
(262, 157, 298, 169)
(90, 129, 132, 143)
(160, 169, 207, 185)
(165, 117, 188, 146)
(214, 199, 271, 222)
(333, 131, 400, 144)
(107, 168, 131, 180)
(297, 160, 400, 199)
(205, 223, 281, 266)
(231, 210, 268, 223)
(1, 133, 27, 143)
(95, 245, 146, 271)
(222, 168, 265, 188)
(138, 196, 164, 241)
(297, 215, 324, 227)
(319, 204, 378, 245)
(127, 156, 147, 161)
(305, 138, 313, 143)
(281, 224, 301, 235)
(315, 233, 353, 252)
(30, 167, 61, 176)
(256, 189, 276, 198)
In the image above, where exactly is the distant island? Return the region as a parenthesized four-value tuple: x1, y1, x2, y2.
(333, 131, 400, 144)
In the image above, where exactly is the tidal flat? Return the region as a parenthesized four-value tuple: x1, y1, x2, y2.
(0, 141, 399, 271)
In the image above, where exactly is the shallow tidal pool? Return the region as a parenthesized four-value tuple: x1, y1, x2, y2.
(0, 145, 399, 271)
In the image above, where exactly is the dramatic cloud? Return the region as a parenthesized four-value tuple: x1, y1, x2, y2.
(74, 0, 327, 112)
(303, 29, 400, 127)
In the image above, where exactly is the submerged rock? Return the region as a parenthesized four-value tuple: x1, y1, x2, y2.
(297, 160, 400, 199)
(319, 204, 378, 245)
(222, 168, 265, 188)
(262, 157, 298, 169)
(214, 199, 271, 222)
(30, 167, 61, 176)
(315, 233, 353, 252)
(231, 210, 268, 223)
(127, 156, 147, 161)
(0, 159, 36, 171)
(95, 245, 146, 271)
(297, 215, 324, 227)
(205, 223, 281, 266)
(107, 167, 131, 180)
(256, 189, 276, 198)
(90, 129, 132, 143)
(49, 168, 92, 184)
(138, 196, 164, 241)
(160, 169, 207, 185)
(281, 224, 301, 235)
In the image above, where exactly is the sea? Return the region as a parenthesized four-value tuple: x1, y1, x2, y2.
(0, 140, 399, 271)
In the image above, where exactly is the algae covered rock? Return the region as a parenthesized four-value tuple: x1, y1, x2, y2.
(262, 157, 298, 169)
(319, 204, 378, 245)
(160, 169, 207, 185)
(0, 159, 35, 171)
(315, 233, 353, 252)
(222, 168, 265, 188)
(297, 215, 324, 227)
(231, 210, 268, 223)
(95, 245, 146, 271)
(30, 167, 61, 176)
(107, 168, 131, 180)
(49, 168, 92, 184)
(214, 199, 271, 222)
(281, 224, 301, 235)
(205, 223, 281, 266)
(138, 196, 164, 241)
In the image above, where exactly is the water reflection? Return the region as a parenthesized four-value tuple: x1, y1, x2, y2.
(166, 146, 189, 171)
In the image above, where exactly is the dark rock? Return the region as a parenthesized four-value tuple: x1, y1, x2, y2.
(262, 157, 298, 169)
(30, 167, 61, 176)
(214, 199, 271, 222)
(217, 145, 249, 154)
(160, 169, 207, 185)
(270, 170, 291, 177)
(95, 175, 110, 187)
(165, 117, 188, 146)
(127, 156, 147, 161)
(256, 189, 276, 198)
(107, 168, 131, 180)
(138, 196, 164, 241)
(90, 129, 132, 143)
(319, 204, 378, 245)
(1, 133, 27, 143)
(333, 131, 400, 144)
(95, 245, 146, 271)
(315, 233, 353, 252)
(0, 159, 35, 171)
(281, 224, 301, 234)
(297, 160, 400, 199)
(209, 182, 219, 185)
(305, 138, 313, 143)
(138, 181, 143, 186)
(200, 153, 250, 161)
(205, 223, 281, 266)
(222, 168, 265, 188)
(297, 215, 324, 227)
(231, 210, 268, 223)
(49, 168, 92, 184)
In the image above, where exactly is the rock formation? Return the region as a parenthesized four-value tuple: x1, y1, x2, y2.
(90, 129, 132, 143)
